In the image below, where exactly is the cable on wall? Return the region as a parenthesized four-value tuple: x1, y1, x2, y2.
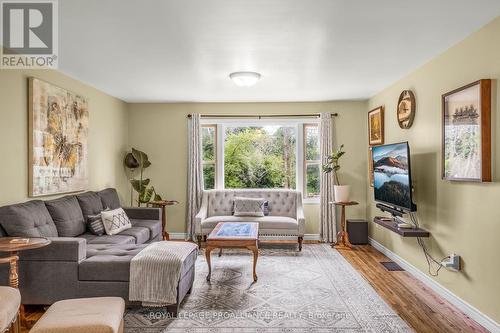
(409, 212, 449, 277)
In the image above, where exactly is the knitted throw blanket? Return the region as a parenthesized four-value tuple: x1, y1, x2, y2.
(129, 241, 198, 306)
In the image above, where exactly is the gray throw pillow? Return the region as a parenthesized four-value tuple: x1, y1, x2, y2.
(87, 213, 105, 236)
(87, 207, 110, 236)
(233, 197, 266, 217)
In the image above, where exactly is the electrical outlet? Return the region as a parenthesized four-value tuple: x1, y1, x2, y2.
(441, 254, 461, 271)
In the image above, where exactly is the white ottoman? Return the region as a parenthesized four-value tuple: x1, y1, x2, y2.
(0, 286, 21, 332)
(30, 297, 125, 333)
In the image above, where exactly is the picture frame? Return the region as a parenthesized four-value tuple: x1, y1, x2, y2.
(368, 106, 384, 146)
(397, 90, 416, 129)
(29, 77, 89, 196)
(442, 79, 491, 182)
(368, 146, 374, 187)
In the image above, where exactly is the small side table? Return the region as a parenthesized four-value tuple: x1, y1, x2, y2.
(0, 237, 51, 331)
(330, 201, 358, 249)
(147, 200, 179, 240)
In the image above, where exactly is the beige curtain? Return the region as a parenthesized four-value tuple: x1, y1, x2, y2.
(186, 113, 203, 240)
(319, 112, 336, 243)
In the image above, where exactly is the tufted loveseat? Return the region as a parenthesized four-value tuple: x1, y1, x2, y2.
(195, 189, 305, 250)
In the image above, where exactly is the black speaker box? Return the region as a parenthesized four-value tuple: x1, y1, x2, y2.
(346, 219, 368, 245)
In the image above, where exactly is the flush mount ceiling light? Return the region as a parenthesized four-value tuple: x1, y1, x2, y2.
(229, 71, 261, 87)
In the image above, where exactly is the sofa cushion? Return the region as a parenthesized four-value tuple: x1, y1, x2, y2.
(117, 227, 149, 245)
(76, 192, 104, 219)
(45, 196, 86, 237)
(130, 219, 161, 240)
(97, 188, 121, 210)
(80, 244, 148, 281)
(79, 233, 135, 245)
(201, 215, 298, 230)
(0, 200, 58, 237)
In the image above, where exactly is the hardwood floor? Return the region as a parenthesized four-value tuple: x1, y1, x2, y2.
(22, 243, 489, 333)
(337, 245, 489, 333)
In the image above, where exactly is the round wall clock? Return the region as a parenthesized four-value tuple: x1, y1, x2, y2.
(397, 90, 416, 129)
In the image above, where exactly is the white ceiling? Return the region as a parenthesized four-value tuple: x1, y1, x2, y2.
(59, 1, 500, 103)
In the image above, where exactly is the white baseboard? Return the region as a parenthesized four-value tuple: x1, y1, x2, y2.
(168, 233, 321, 241)
(168, 232, 188, 240)
(369, 237, 499, 333)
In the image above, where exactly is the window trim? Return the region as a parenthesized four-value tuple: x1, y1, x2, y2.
(303, 124, 321, 201)
(201, 124, 217, 190)
(201, 119, 320, 203)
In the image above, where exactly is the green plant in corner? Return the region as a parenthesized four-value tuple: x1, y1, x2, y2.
(124, 148, 162, 206)
(322, 144, 345, 185)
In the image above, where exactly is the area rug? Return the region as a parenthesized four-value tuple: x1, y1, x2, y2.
(124, 244, 412, 332)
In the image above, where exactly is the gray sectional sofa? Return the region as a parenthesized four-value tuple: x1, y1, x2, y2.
(0, 188, 196, 315)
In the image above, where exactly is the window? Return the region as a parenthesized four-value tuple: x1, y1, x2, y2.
(201, 125, 216, 190)
(304, 124, 320, 197)
(224, 126, 296, 189)
(201, 120, 320, 201)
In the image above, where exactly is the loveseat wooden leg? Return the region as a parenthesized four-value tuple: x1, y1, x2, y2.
(197, 236, 202, 249)
(298, 236, 303, 251)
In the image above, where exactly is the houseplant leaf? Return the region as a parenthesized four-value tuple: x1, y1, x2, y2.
(131, 148, 151, 169)
(130, 178, 150, 193)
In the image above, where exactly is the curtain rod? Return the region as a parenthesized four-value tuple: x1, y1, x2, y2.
(186, 113, 338, 119)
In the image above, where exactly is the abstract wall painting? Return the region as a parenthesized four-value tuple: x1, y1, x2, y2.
(29, 77, 89, 196)
(442, 79, 491, 182)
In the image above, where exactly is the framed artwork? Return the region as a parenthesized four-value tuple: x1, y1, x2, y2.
(442, 79, 491, 182)
(397, 90, 416, 129)
(368, 106, 384, 146)
(368, 147, 374, 187)
(29, 77, 89, 196)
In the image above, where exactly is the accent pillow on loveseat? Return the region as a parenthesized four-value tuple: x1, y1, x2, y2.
(101, 207, 132, 235)
(233, 197, 266, 217)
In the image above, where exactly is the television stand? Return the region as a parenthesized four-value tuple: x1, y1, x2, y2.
(373, 216, 430, 237)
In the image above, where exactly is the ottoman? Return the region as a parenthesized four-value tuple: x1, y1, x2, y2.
(0, 286, 20, 332)
(29, 297, 125, 333)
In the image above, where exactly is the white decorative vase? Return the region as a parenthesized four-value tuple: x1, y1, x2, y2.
(334, 185, 351, 203)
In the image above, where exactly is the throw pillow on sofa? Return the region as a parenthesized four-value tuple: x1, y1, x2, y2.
(232, 200, 269, 215)
(233, 197, 266, 217)
(86, 208, 110, 236)
(101, 207, 132, 235)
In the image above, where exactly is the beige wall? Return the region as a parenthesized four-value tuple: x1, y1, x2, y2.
(128, 101, 368, 235)
(367, 17, 500, 322)
(0, 70, 130, 205)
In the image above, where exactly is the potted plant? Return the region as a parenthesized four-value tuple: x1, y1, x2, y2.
(124, 148, 162, 206)
(322, 144, 350, 202)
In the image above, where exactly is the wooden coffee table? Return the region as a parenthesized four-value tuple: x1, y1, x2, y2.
(205, 222, 259, 282)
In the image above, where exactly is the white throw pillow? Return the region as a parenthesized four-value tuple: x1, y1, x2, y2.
(101, 207, 132, 235)
(233, 197, 266, 217)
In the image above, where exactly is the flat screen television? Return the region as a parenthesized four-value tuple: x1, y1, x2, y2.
(372, 141, 416, 212)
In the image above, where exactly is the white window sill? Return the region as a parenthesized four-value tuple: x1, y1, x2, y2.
(303, 198, 320, 205)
